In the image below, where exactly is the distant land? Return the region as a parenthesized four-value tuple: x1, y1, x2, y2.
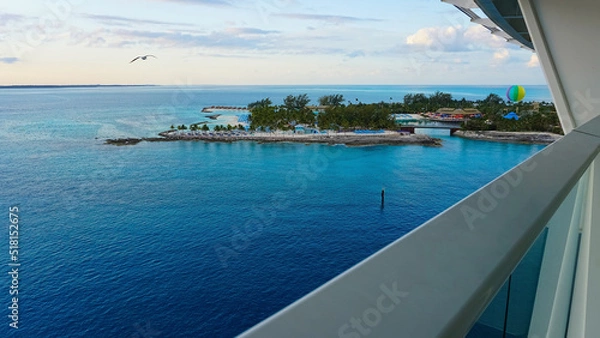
(0, 84, 156, 89)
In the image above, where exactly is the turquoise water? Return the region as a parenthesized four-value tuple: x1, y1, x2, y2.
(0, 86, 548, 337)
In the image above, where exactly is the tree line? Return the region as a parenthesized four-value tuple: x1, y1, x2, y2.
(167, 91, 561, 134)
(248, 94, 395, 131)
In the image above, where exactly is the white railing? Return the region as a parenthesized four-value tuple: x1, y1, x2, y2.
(239, 115, 600, 337)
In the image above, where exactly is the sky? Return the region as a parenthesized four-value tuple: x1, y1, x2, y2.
(0, 0, 546, 85)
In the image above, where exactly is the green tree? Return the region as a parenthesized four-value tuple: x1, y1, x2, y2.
(248, 98, 272, 110)
(319, 94, 344, 107)
(249, 105, 279, 130)
(477, 93, 506, 115)
(284, 94, 310, 110)
(317, 102, 395, 130)
(429, 91, 453, 110)
(484, 93, 504, 105)
(403, 93, 429, 112)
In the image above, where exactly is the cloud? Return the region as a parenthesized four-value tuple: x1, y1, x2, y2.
(405, 26, 467, 52)
(406, 26, 452, 46)
(0, 57, 19, 64)
(463, 25, 507, 49)
(275, 13, 382, 25)
(346, 50, 366, 58)
(224, 27, 279, 35)
(191, 52, 254, 58)
(451, 58, 469, 65)
(0, 14, 26, 26)
(109, 27, 280, 50)
(149, 0, 233, 6)
(57, 21, 366, 59)
(405, 24, 516, 53)
(492, 48, 510, 65)
(81, 14, 196, 27)
(527, 54, 539, 68)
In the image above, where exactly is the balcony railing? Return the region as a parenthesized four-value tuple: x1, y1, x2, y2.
(239, 115, 600, 338)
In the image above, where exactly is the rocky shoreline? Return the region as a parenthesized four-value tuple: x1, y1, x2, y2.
(453, 130, 562, 144)
(106, 131, 442, 146)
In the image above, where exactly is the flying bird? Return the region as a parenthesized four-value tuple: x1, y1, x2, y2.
(129, 55, 157, 63)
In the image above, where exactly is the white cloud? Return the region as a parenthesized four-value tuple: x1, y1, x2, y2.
(406, 26, 464, 51)
(274, 13, 382, 25)
(81, 14, 196, 27)
(150, 0, 233, 6)
(492, 48, 510, 65)
(405, 24, 516, 53)
(463, 25, 506, 49)
(527, 53, 539, 68)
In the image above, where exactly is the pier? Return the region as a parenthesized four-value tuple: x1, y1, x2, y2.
(201, 106, 249, 112)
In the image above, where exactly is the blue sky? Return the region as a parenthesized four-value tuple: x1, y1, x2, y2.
(0, 0, 546, 85)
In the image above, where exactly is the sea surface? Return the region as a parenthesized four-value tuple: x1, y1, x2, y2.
(0, 85, 549, 337)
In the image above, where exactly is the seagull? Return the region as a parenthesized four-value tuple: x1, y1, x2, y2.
(129, 55, 157, 63)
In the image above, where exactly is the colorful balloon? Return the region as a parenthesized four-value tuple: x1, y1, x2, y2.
(506, 85, 526, 102)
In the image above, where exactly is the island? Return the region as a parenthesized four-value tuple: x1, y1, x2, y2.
(107, 94, 442, 146)
(106, 91, 564, 146)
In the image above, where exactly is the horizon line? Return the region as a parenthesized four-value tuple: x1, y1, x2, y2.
(0, 83, 549, 88)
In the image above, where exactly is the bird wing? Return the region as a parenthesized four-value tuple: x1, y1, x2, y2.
(129, 56, 141, 63)
(146, 55, 157, 59)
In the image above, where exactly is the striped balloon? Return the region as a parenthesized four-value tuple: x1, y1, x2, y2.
(506, 85, 526, 102)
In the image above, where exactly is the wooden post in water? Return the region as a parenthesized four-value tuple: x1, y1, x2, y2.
(381, 188, 385, 208)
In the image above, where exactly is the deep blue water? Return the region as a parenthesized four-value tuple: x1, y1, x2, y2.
(0, 85, 548, 337)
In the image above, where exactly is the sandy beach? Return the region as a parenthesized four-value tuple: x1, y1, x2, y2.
(217, 114, 241, 126)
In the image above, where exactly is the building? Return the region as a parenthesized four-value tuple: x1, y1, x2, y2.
(241, 1, 600, 337)
(431, 108, 482, 120)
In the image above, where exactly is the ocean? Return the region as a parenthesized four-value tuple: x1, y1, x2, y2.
(0, 85, 549, 337)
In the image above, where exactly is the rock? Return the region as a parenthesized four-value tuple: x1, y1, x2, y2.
(453, 130, 562, 144)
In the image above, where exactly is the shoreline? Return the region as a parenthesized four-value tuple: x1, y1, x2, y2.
(453, 130, 562, 144)
(106, 131, 442, 146)
(201, 106, 248, 112)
